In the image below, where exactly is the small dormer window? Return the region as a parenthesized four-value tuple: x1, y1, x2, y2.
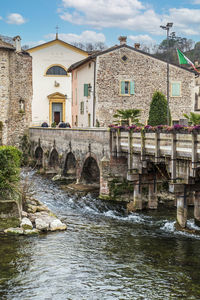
(46, 65, 67, 76)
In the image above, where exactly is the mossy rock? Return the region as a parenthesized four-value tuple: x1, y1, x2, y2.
(0, 217, 20, 230)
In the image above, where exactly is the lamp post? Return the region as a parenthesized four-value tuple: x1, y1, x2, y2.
(160, 22, 173, 125)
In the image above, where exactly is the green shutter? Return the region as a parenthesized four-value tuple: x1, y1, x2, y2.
(172, 82, 180, 96)
(121, 81, 125, 94)
(84, 84, 88, 97)
(130, 81, 135, 95)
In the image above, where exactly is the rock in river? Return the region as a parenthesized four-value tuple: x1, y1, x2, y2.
(49, 219, 67, 231)
(21, 217, 33, 230)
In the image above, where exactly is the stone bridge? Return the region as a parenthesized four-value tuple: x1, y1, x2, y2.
(29, 126, 200, 229)
(29, 127, 110, 185)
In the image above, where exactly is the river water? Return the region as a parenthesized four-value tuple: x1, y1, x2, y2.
(1, 170, 200, 300)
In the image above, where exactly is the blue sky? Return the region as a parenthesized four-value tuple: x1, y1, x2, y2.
(0, 0, 200, 48)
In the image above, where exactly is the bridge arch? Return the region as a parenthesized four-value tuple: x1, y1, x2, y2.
(80, 154, 100, 184)
(35, 146, 43, 167)
(49, 148, 59, 168)
(63, 152, 76, 176)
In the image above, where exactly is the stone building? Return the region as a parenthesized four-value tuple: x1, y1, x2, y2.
(0, 36, 32, 145)
(68, 37, 196, 127)
(27, 36, 88, 126)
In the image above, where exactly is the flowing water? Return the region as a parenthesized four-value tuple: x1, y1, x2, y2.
(1, 170, 200, 300)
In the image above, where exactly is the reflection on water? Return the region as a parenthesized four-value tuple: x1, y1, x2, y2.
(1, 170, 200, 299)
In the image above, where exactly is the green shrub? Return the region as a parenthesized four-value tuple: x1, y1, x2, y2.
(0, 146, 22, 198)
(148, 91, 171, 126)
(51, 122, 56, 128)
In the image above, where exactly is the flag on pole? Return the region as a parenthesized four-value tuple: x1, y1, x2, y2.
(176, 48, 199, 72)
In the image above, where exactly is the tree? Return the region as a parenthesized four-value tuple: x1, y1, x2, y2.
(183, 112, 200, 125)
(113, 109, 142, 125)
(148, 91, 170, 126)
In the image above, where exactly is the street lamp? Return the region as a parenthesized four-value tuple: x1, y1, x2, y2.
(160, 22, 173, 125)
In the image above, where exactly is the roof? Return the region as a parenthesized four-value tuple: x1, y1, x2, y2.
(68, 44, 196, 74)
(27, 38, 88, 57)
(0, 38, 15, 50)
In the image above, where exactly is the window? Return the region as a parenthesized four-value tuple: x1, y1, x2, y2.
(19, 99, 25, 113)
(46, 65, 67, 76)
(75, 88, 77, 105)
(84, 84, 89, 97)
(121, 55, 128, 62)
(80, 101, 84, 114)
(120, 81, 134, 95)
(88, 113, 91, 127)
(171, 82, 181, 97)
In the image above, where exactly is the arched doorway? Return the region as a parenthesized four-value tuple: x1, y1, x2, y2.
(35, 146, 43, 167)
(63, 152, 76, 176)
(81, 157, 100, 184)
(49, 149, 59, 168)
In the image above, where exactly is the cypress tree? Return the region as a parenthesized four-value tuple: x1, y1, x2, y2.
(148, 91, 170, 126)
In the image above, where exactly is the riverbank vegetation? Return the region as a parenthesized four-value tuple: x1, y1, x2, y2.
(0, 146, 22, 199)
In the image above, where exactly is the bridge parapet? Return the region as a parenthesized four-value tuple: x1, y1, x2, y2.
(110, 129, 200, 181)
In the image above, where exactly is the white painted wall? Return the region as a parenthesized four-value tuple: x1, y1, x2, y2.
(77, 62, 94, 127)
(30, 41, 87, 126)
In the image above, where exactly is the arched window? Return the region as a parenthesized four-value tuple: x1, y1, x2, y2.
(46, 65, 67, 76)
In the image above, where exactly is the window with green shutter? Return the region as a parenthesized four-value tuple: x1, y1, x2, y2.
(130, 81, 134, 95)
(84, 84, 89, 97)
(171, 82, 181, 97)
(120, 80, 135, 95)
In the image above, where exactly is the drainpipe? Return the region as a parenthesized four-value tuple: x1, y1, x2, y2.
(93, 59, 96, 127)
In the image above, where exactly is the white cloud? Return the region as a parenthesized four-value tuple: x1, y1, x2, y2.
(45, 30, 106, 44)
(162, 8, 200, 36)
(6, 13, 26, 25)
(59, 0, 200, 39)
(59, 0, 159, 31)
(128, 34, 155, 45)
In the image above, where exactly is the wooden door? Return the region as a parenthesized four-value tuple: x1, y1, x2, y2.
(54, 112, 60, 125)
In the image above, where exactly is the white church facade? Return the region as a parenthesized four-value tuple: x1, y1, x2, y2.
(27, 38, 88, 126)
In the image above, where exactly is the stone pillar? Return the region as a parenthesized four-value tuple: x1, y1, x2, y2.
(99, 157, 110, 199)
(177, 188, 187, 228)
(148, 183, 158, 209)
(110, 130, 117, 157)
(116, 129, 121, 158)
(191, 132, 197, 177)
(155, 132, 160, 163)
(76, 158, 81, 184)
(171, 132, 177, 183)
(133, 181, 142, 210)
(194, 191, 200, 227)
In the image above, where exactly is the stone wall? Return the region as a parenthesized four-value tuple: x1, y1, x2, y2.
(95, 47, 195, 126)
(0, 48, 32, 146)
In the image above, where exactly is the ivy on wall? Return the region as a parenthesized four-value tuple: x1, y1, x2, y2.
(0, 146, 22, 198)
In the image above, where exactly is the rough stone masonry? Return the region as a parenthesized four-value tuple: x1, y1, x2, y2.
(0, 36, 32, 146)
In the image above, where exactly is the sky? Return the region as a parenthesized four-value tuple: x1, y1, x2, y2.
(0, 0, 200, 49)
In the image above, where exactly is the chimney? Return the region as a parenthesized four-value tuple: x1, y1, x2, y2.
(13, 35, 21, 52)
(118, 36, 127, 45)
(134, 43, 140, 50)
